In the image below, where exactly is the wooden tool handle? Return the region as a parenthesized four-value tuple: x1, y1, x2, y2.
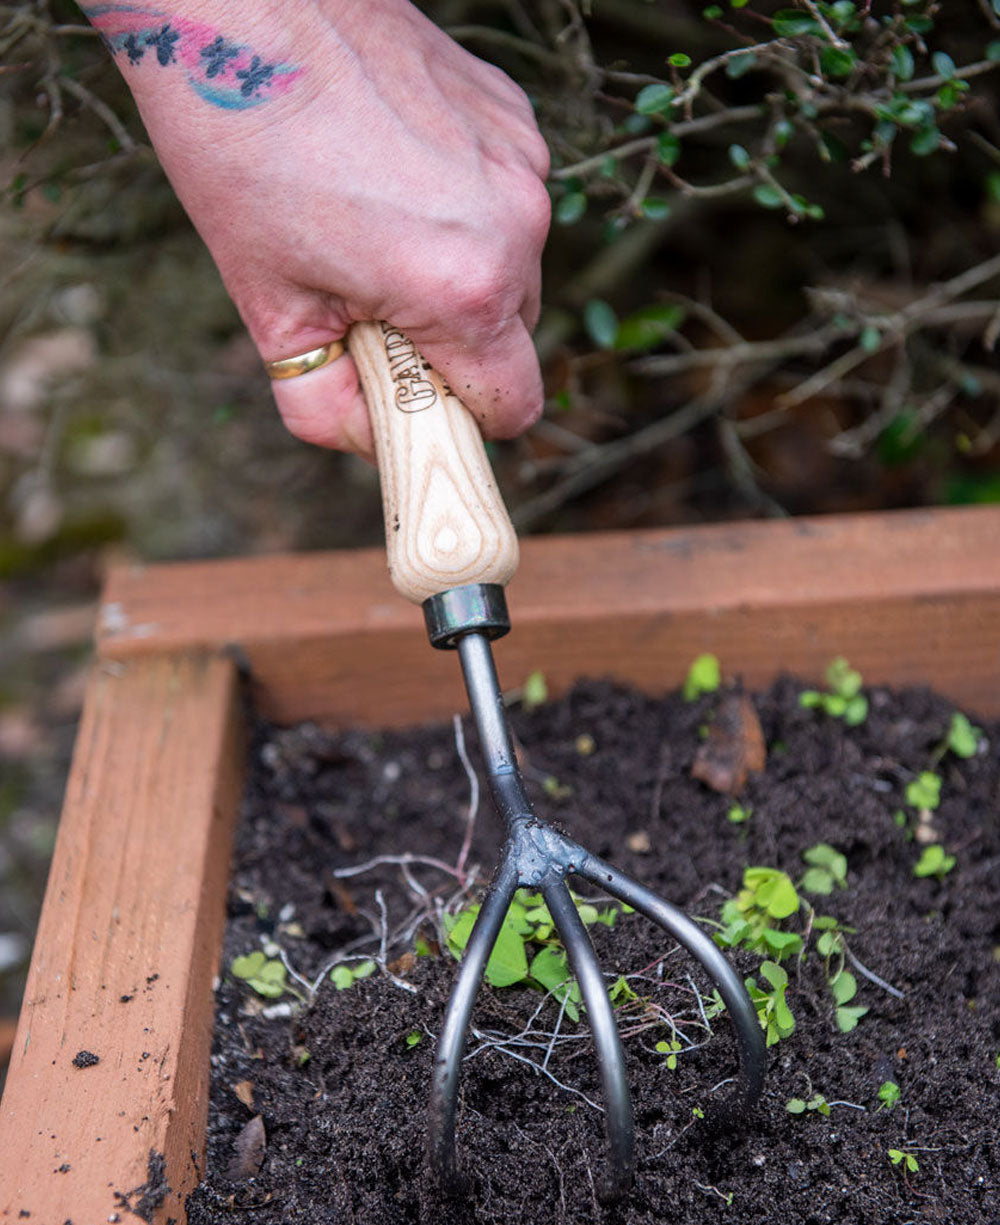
(350, 320, 519, 605)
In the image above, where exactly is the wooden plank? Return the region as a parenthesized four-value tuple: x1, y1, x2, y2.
(0, 653, 242, 1225)
(98, 507, 1000, 723)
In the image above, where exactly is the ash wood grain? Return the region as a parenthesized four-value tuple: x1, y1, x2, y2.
(98, 507, 1000, 723)
(351, 320, 519, 603)
(0, 653, 242, 1225)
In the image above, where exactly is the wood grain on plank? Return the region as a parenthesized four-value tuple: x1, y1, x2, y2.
(0, 653, 242, 1224)
(97, 507, 1000, 723)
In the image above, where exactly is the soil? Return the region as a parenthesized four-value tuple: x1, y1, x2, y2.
(186, 677, 999, 1225)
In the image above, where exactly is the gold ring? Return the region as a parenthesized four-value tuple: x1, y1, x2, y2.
(264, 340, 345, 380)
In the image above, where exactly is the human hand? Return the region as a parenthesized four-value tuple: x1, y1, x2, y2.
(84, 0, 551, 457)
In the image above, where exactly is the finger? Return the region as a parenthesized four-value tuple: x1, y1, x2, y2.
(518, 263, 543, 333)
(417, 315, 544, 440)
(269, 349, 374, 458)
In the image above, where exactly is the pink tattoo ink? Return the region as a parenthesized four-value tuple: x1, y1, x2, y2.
(82, 5, 304, 109)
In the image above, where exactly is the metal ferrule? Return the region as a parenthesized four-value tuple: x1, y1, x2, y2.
(422, 583, 510, 650)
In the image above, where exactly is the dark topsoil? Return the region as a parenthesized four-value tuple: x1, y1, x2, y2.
(187, 677, 999, 1225)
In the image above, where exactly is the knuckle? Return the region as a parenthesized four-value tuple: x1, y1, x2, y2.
(518, 174, 552, 240)
(445, 253, 515, 323)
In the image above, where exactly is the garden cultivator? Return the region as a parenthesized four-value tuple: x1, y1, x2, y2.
(350, 321, 767, 1196)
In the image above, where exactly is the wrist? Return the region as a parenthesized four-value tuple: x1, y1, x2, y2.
(80, 1, 360, 122)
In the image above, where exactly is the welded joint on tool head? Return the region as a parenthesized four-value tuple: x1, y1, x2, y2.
(510, 820, 585, 888)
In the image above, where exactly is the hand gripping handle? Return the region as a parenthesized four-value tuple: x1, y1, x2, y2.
(350, 320, 519, 605)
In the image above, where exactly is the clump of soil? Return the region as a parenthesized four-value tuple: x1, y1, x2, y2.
(187, 678, 1000, 1224)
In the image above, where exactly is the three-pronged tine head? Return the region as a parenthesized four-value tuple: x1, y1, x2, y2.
(425, 621, 767, 1198)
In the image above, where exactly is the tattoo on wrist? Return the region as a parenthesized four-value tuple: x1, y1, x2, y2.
(82, 5, 303, 110)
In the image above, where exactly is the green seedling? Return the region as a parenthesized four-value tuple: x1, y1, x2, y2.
(746, 960, 795, 1046)
(656, 1037, 683, 1069)
(230, 951, 288, 999)
(829, 967, 868, 1033)
(905, 771, 941, 811)
(786, 1092, 830, 1117)
(799, 657, 868, 726)
(913, 843, 955, 880)
(715, 866, 803, 962)
(683, 653, 721, 700)
(330, 959, 376, 990)
(726, 803, 751, 824)
(542, 774, 573, 800)
(404, 1030, 423, 1049)
(608, 975, 640, 1007)
(444, 888, 627, 1021)
(889, 1148, 919, 1174)
(799, 843, 848, 895)
(877, 1080, 901, 1110)
(812, 914, 868, 1032)
(521, 670, 548, 710)
(939, 711, 982, 761)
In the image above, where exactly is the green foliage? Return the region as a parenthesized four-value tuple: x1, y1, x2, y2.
(889, 1148, 920, 1174)
(877, 1080, 901, 1110)
(813, 913, 868, 1032)
(715, 866, 802, 961)
(786, 1092, 830, 1117)
(905, 771, 941, 810)
(799, 658, 868, 726)
(330, 959, 376, 990)
(683, 653, 722, 700)
(634, 83, 674, 115)
(943, 712, 982, 759)
(555, 190, 587, 225)
(655, 1037, 683, 1069)
(608, 974, 639, 1006)
(583, 299, 686, 352)
(830, 967, 868, 1033)
(521, 669, 549, 710)
(746, 960, 795, 1046)
(230, 951, 288, 999)
(584, 298, 619, 349)
(726, 803, 751, 824)
(799, 843, 848, 895)
(913, 843, 955, 880)
(443, 889, 626, 1021)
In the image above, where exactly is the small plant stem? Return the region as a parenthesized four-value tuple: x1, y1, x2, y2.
(331, 852, 462, 881)
(694, 1181, 734, 1206)
(452, 714, 480, 887)
(373, 888, 418, 995)
(845, 947, 905, 999)
(800, 0, 848, 47)
(275, 948, 315, 1004)
(541, 990, 571, 1073)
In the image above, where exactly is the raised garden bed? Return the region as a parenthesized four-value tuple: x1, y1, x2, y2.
(190, 670, 998, 1224)
(1, 506, 999, 1223)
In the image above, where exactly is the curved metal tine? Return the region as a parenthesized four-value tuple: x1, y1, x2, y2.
(428, 854, 519, 1188)
(574, 853, 768, 1105)
(542, 876, 635, 1199)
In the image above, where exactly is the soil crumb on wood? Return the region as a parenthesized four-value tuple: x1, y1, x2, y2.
(187, 678, 1000, 1224)
(113, 1148, 170, 1223)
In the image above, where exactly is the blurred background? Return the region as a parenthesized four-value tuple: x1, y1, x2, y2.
(1, 0, 998, 1064)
